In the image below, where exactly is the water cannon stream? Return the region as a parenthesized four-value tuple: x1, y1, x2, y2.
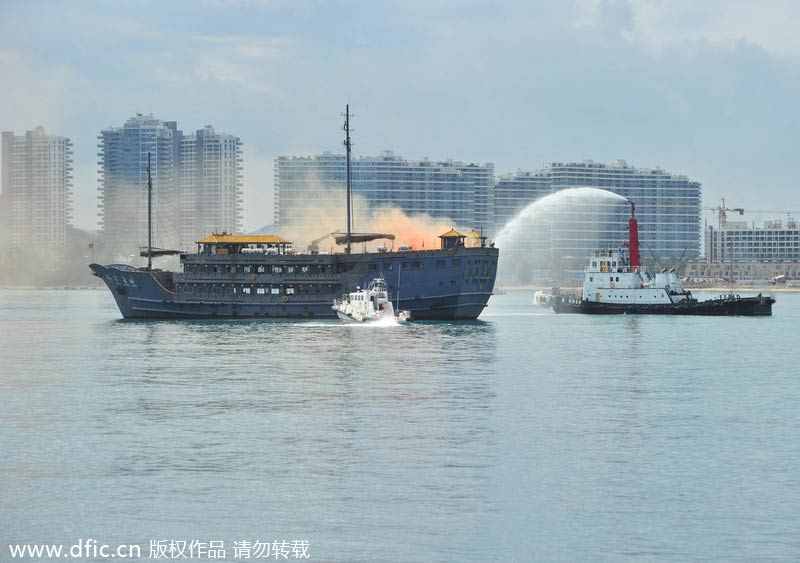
(495, 187, 629, 284)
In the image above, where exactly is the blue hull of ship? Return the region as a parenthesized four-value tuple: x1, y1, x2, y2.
(90, 247, 498, 320)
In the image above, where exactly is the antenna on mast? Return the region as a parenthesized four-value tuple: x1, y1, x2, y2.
(342, 105, 353, 254)
(147, 150, 153, 271)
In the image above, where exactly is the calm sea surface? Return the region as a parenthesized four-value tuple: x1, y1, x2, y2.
(1, 289, 799, 562)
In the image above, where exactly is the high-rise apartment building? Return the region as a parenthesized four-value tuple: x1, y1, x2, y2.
(1, 127, 73, 254)
(98, 115, 243, 256)
(179, 126, 243, 243)
(274, 150, 495, 232)
(494, 160, 702, 259)
(98, 114, 180, 254)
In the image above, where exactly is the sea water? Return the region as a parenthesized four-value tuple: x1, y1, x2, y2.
(2, 289, 799, 561)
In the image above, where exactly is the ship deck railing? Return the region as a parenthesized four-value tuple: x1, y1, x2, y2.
(181, 246, 498, 262)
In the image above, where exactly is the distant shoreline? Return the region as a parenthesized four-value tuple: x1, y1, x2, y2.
(3, 284, 799, 294)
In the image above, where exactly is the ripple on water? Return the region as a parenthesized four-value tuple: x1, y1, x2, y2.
(1, 289, 799, 561)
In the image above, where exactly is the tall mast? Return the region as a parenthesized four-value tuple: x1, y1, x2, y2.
(147, 150, 153, 270)
(343, 105, 353, 254)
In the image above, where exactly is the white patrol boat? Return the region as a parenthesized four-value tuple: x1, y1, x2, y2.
(553, 200, 774, 316)
(332, 277, 412, 322)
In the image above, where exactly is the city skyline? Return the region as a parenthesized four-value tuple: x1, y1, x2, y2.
(2, 1, 800, 233)
(1, 120, 789, 243)
(0, 116, 793, 247)
(98, 114, 243, 254)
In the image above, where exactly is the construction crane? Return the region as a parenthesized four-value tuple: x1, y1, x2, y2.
(637, 198, 797, 282)
(712, 199, 798, 227)
(642, 199, 797, 280)
(715, 198, 744, 228)
(639, 198, 797, 229)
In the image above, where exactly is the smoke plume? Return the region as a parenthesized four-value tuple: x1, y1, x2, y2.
(276, 182, 469, 252)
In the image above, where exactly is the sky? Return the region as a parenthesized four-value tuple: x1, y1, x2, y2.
(1, 0, 799, 231)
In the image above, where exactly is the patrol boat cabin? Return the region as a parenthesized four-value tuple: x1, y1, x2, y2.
(332, 276, 409, 322)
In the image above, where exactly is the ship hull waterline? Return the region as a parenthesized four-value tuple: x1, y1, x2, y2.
(553, 295, 775, 316)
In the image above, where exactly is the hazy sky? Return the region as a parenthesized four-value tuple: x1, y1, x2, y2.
(2, 0, 799, 231)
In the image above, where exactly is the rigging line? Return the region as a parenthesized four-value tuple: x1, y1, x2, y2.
(149, 165, 172, 251)
(384, 211, 407, 249)
(105, 183, 146, 261)
(349, 150, 359, 236)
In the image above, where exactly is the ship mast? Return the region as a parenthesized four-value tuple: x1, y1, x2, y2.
(147, 150, 153, 271)
(343, 105, 353, 254)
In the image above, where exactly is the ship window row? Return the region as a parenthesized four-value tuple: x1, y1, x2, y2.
(185, 264, 330, 274)
(367, 262, 402, 272)
(588, 276, 621, 282)
(464, 277, 492, 286)
(467, 266, 494, 277)
(177, 283, 337, 295)
(365, 258, 478, 272)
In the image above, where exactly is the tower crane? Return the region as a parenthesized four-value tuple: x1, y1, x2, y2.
(714, 198, 744, 228)
(639, 198, 797, 229)
(636, 198, 797, 281)
(710, 201, 799, 228)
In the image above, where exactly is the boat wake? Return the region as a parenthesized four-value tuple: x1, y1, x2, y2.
(362, 316, 402, 327)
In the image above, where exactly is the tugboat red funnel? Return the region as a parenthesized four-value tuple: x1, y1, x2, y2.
(627, 199, 641, 270)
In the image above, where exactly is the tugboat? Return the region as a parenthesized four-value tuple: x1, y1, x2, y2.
(552, 200, 775, 316)
(332, 277, 411, 322)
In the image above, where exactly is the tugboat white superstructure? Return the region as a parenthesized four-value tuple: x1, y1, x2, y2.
(333, 277, 411, 322)
(553, 200, 775, 316)
(572, 249, 691, 306)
